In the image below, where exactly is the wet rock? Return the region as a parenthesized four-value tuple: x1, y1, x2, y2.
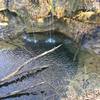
(84, 39, 100, 55)
(0, 12, 8, 23)
(0, 0, 6, 11)
(0, 0, 99, 44)
(82, 26, 100, 55)
(0, 10, 25, 40)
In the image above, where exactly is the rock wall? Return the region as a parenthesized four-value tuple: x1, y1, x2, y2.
(0, 0, 99, 41)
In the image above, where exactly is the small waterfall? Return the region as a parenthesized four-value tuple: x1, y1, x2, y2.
(32, 33, 38, 43)
(32, 22, 38, 44)
(45, 12, 56, 44)
(23, 26, 38, 43)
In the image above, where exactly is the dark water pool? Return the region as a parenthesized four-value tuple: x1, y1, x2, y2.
(0, 32, 78, 100)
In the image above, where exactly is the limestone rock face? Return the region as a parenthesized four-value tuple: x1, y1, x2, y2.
(8, 0, 29, 11)
(0, 0, 6, 11)
(0, 0, 99, 42)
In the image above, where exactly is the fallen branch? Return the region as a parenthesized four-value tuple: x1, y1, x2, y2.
(0, 81, 45, 99)
(0, 44, 62, 83)
(0, 65, 49, 87)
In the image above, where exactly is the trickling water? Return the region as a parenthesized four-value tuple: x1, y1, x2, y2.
(45, 37, 56, 44)
(45, 13, 55, 44)
(32, 23, 38, 44)
(33, 33, 38, 43)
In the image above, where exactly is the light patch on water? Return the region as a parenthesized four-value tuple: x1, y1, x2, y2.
(23, 35, 38, 43)
(45, 38, 56, 43)
(33, 39, 38, 43)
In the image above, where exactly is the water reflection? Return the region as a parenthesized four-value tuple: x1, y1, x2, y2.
(45, 38, 56, 43)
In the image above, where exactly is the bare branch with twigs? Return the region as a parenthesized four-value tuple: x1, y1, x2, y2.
(0, 44, 62, 83)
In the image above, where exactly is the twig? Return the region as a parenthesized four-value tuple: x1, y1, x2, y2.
(0, 44, 62, 83)
(73, 47, 80, 62)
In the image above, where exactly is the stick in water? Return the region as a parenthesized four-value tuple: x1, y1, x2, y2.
(0, 44, 62, 83)
(0, 81, 45, 99)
